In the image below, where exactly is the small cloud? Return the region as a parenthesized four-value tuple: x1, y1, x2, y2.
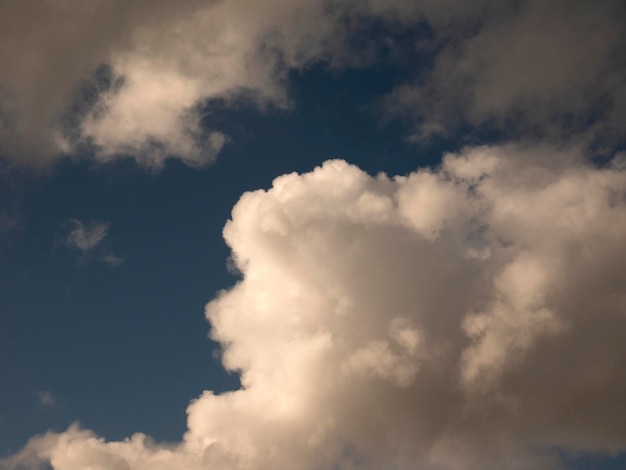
(103, 253, 124, 267)
(60, 219, 124, 268)
(64, 219, 108, 251)
(0, 213, 19, 234)
(38, 390, 56, 407)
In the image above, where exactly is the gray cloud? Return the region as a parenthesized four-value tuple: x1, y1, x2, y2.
(5, 144, 626, 469)
(3, 0, 622, 169)
(0, 213, 18, 234)
(1, 0, 624, 168)
(62, 219, 124, 268)
(0, 0, 208, 163)
(0, 0, 423, 168)
(102, 253, 124, 268)
(37, 391, 56, 408)
(385, 0, 626, 145)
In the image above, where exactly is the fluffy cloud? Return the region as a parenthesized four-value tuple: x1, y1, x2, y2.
(10, 0, 623, 169)
(6, 144, 626, 469)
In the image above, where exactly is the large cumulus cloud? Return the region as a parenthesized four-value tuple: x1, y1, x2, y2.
(5, 144, 626, 469)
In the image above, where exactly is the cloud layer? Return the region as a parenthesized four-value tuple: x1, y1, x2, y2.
(3, 0, 622, 168)
(384, 0, 626, 144)
(6, 144, 626, 469)
(61, 218, 123, 267)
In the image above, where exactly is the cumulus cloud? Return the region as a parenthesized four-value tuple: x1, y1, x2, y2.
(385, 0, 626, 145)
(0, 0, 424, 168)
(6, 144, 626, 469)
(3, 0, 622, 167)
(0, 0, 207, 165)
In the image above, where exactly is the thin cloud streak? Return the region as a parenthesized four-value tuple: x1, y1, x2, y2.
(384, 0, 626, 146)
(0, 0, 420, 168)
(63, 219, 109, 252)
(102, 253, 124, 268)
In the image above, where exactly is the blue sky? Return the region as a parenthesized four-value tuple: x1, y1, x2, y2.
(1, 1, 626, 469)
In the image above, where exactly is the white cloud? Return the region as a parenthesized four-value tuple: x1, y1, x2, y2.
(64, 219, 109, 252)
(6, 144, 626, 469)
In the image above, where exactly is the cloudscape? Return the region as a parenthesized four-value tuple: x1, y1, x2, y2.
(1, 1, 625, 469)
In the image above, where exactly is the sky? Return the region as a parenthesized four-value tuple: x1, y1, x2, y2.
(0, 1, 625, 469)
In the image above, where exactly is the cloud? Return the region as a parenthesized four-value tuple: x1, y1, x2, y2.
(1, 0, 623, 168)
(63, 219, 109, 252)
(37, 391, 56, 408)
(384, 0, 626, 145)
(61, 219, 124, 268)
(102, 253, 124, 268)
(0, 213, 18, 234)
(5, 144, 626, 469)
(0, 0, 208, 166)
(0, 0, 423, 168)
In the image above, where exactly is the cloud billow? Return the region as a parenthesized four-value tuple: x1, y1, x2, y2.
(384, 0, 626, 146)
(2, 1, 625, 468)
(5, 0, 623, 169)
(6, 144, 626, 469)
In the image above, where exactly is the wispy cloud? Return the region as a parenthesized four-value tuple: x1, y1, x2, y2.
(61, 219, 123, 267)
(64, 219, 109, 252)
(102, 253, 124, 268)
(0, 213, 18, 234)
(37, 391, 56, 408)
(1, 0, 623, 167)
